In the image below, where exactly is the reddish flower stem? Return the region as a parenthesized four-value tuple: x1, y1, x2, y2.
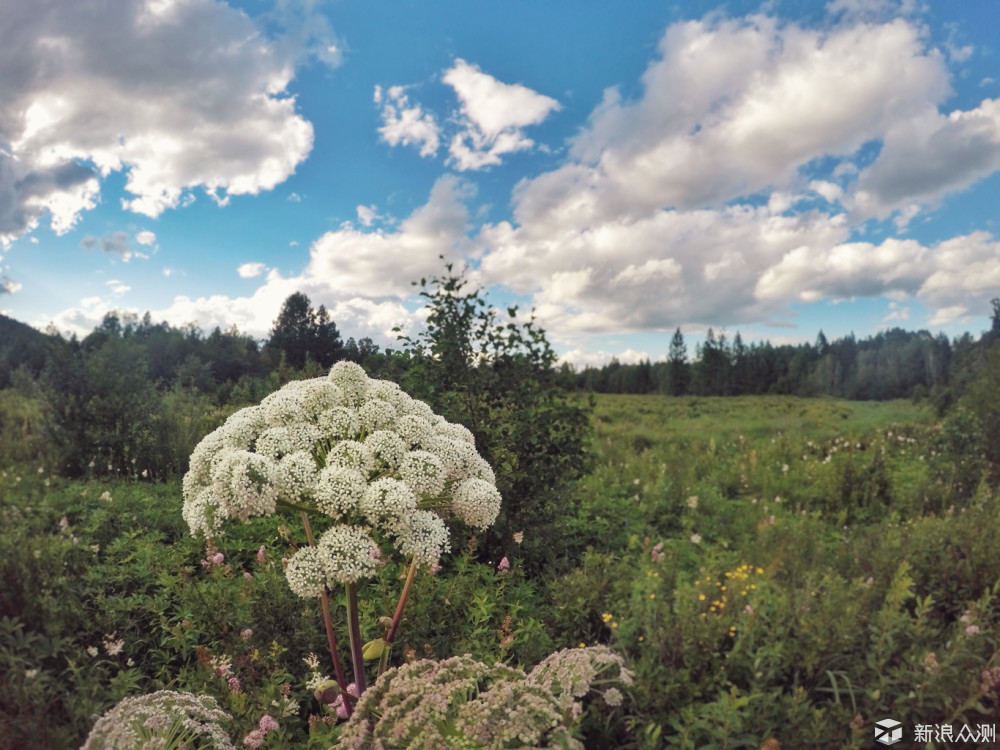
(300, 512, 353, 717)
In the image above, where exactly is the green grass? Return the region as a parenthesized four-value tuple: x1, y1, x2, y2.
(2, 394, 998, 749)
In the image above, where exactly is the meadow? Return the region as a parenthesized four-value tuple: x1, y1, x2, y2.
(2, 392, 999, 749)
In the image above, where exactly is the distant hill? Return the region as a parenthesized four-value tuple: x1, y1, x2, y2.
(0, 314, 67, 387)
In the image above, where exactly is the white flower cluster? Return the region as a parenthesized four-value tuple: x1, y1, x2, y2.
(182, 362, 502, 595)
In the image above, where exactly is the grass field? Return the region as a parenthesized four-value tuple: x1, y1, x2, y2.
(2, 394, 998, 748)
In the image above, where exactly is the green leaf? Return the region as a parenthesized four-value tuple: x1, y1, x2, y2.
(362, 637, 387, 661)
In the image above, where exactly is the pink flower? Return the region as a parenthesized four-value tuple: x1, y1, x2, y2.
(240, 628, 253, 640)
(257, 545, 267, 562)
(228, 676, 242, 694)
(210, 552, 224, 565)
(497, 557, 510, 572)
(966, 625, 981, 636)
(331, 682, 359, 719)
(258, 714, 279, 732)
(243, 729, 264, 748)
(244, 571, 253, 580)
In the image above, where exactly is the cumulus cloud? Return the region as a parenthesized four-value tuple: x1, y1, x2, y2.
(44, 175, 474, 342)
(237, 262, 267, 279)
(557, 347, 652, 369)
(473, 12, 1000, 339)
(852, 98, 1000, 220)
(135, 230, 156, 246)
(377, 60, 559, 169)
(81, 232, 135, 261)
(356, 204, 378, 226)
(1, 276, 22, 294)
(305, 175, 473, 297)
(0, 0, 314, 245)
(443, 59, 560, 170)
(757, 231, 1000, 321)
(375, 85, 440, 157)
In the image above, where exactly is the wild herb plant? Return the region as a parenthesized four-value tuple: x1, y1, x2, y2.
(179, 360, 505, 717)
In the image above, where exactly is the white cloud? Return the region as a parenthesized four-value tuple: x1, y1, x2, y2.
(443, 59, 560, 170)
(305, 175, 473, 298)
(473, 13, 1000, 339)
(237, 262, 267, 279)
(45, 175, 474, 343)
(288, 192, 302, 202)
(378, 60, 560, 170)
(375, 85, 440, 158)
(81, 231, 135, 261)
(1, 0, 314, 245)
(1, 277, 22, 294)
(755, 231, 1000, 324)
(135, 230, 156, 246)
(883, 302, 910, 322)
(356, 204, 378, 226)
(852, 98, 1000, 220)
(557, 347, 652, 369)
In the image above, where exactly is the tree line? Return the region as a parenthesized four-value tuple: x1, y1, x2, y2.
(575, 301, 1000, 408)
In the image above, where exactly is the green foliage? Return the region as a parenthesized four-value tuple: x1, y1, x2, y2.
(266, 291, 343, 369)
(542, 394, 1000, 748)
(394, 263, 592, 575)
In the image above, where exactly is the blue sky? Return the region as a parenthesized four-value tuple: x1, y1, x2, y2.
(2, 0, 999, 366)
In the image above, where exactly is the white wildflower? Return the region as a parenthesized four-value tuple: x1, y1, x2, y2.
(398, 450, 446, 497)
(317, 406, 360, 440)
(451, 478, 502, 529)
(388, 510, 451, 567)
(314, 466, 366, 518)
(393, 413, 434, 449)
(358, 399, 397, 431)
(360, 478, 417, 524)
(325, 440, 376, 475)
(285, 546, 327, 598)
(276, 451, 319, 501)
(364, 429, 407, 470)
(328, 361, 369, 405)
(317, 525, 381, 584)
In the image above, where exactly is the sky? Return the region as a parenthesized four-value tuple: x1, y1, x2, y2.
(2, 0, 999, 367)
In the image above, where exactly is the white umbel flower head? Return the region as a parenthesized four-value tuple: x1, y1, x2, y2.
(317, 525, 381, 584)
(277, 451, 319, 501)
(451, 478, 502, 529)
(358, 399, 397, 431)
(388, 510, 451, 567)
(285, 546, 327, 598)
(394, 414, 434, 449)
(325, 440, 376, 475)
(183, 362, 502, 576)
(209, 449, 278, 522)
(328, 361, 369, 405)
(314, 466, 366, 518)
(360, 477, 417, 524)
(364, 429, 407, 470)
(317, 406, 361, 440)
(398, 450, 446, 498)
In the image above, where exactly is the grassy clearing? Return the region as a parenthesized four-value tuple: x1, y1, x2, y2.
(2, 394, 998, 748)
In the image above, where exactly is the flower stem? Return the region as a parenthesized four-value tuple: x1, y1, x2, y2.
(346, 583, 367, 694)
(300, 512, 352, 716)
(378, 558, 419, 679)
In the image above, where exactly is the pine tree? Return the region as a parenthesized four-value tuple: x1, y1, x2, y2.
(667, 327, 689, 395)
